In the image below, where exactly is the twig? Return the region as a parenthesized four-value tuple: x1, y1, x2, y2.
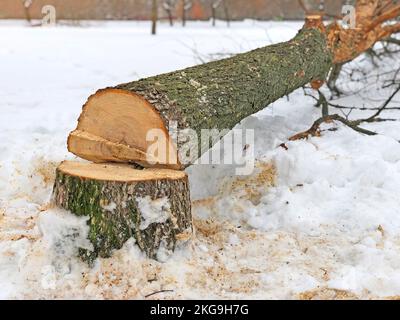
(317, 90, 329, 117)
(383, 37, 400, 46)
(288, 84, 400, 142)
(145, 289, 174, 298)
(361, 84, 400, 122)
(304, 91, 400, 111)
(288, 114, 378, 141)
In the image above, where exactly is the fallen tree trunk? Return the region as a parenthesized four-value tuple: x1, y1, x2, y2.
(68, 23, 333, 169)
(52, 161, 192, 262)
(68, 2, 400, 169)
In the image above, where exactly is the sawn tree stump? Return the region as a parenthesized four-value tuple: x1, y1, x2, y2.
(52, 161, 192, 262)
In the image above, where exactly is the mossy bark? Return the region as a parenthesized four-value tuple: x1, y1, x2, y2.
(113, 27, 333, 163)
(52, 168, 192, 263)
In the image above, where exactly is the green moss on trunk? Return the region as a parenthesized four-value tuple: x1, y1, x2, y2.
(114, 28, 333, 162)
(52, 168, 192, 264)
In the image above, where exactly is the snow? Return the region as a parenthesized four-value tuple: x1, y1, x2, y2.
(101, 201, 117, 212)
(136, 196, 171, 230)
(1, 19, 400, 299)
(156, 240, 174, 263)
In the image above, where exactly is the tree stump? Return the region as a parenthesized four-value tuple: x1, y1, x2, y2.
(52, 161, 192, 262)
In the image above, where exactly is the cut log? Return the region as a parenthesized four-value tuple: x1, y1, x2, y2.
(52, 161, 192, 262)
(68, 27, 333, 169)
(68, 3, 400, 170)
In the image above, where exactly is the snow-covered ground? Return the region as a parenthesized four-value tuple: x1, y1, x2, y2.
(1, 20, 400, 299)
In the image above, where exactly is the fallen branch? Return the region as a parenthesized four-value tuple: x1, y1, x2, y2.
(288, 114, 378, 141)
(289, 84, 400, 142)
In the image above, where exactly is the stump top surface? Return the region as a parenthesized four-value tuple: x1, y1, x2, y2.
(58, 161, 186, 182)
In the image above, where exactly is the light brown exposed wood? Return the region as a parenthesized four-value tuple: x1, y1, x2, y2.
(68, 130, 149, 163)
(58, 161, 187, 182)
(68, 89, 180, 169)
(327, 0, 400, 64)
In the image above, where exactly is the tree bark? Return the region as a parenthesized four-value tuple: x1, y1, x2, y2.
(52, 161, 192, 263)
(117, 27, 331, 135)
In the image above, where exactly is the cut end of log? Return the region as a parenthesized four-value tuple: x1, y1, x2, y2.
(53, 161, 192, 263)
(68, 89, 181, 170)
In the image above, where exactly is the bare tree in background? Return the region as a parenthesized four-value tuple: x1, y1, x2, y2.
(222, 0, 230, 27)
(151, 0, 158, 35)
(210, 0, 230, 27)
(181, 0, 192, 27)
(163, 0, 177, 26)
(211, 0, 222, 26)
(22, 0, 33, 25)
